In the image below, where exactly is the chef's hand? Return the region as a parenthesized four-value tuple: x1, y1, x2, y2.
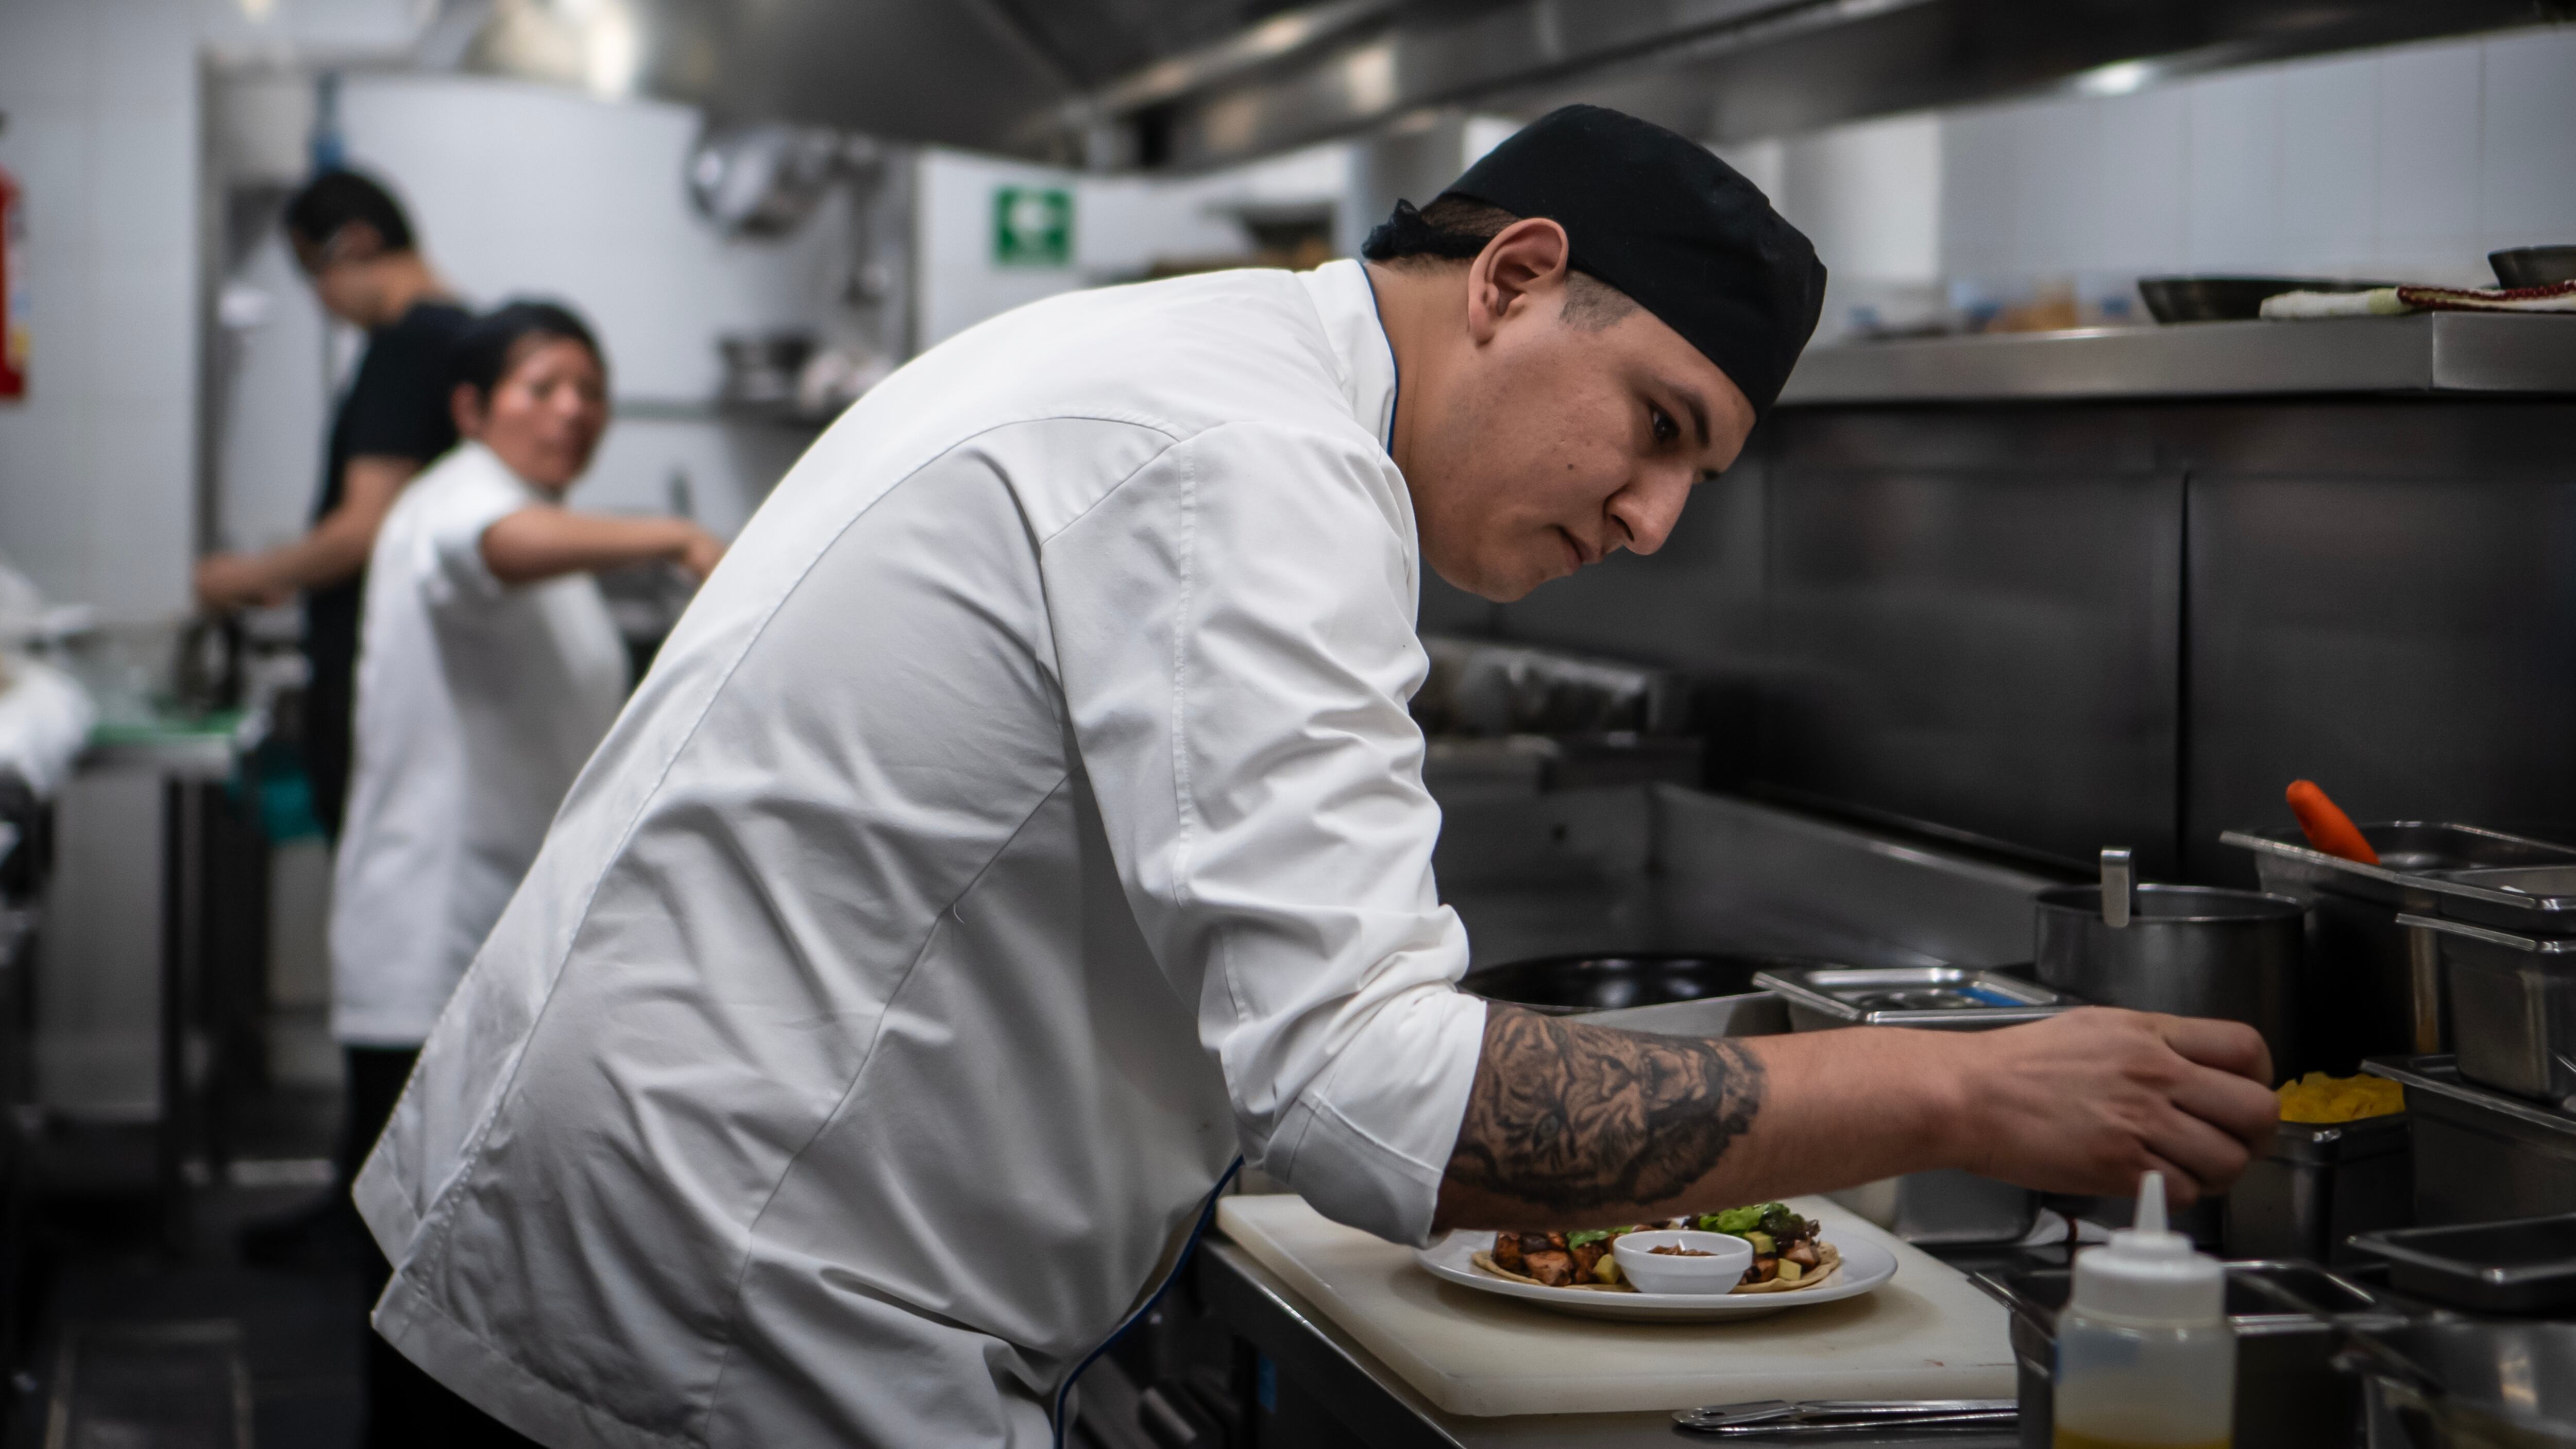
(194, 553, 291, 610)
(1953, 1007, 2276, 1206)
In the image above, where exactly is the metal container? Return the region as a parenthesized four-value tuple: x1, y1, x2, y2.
(1754, 964, 2060, 1244)
(2395, 914, 2576, 1112)
(1457, 952, 1795, 1037)
(2427, 864, 2576, 936)
(2351, 1213, 2576, 1315)
(1750, 964, 2075, 1032)
(2491, 245, 2576, 288)
(2344, 1321, 2576, 1449)
(2223, 824, 2576, 1069)
(2224, 1112, 2412, 1265)
(2138, 275, 2396, 323)
(2363, 1055, 2576, 1225)
(1977, 1260, 2399, 1449)
(2035, 882, 2308, 1077)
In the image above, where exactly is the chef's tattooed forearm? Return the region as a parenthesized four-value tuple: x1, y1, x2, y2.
(1444, 1004, 1764, 1212)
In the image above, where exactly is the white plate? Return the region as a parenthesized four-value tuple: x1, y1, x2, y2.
(1411, 1232, 1898, 1323)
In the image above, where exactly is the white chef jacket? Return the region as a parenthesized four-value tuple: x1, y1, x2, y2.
(356, 261, 1490, 1448)
(330, 440, 629, 1046)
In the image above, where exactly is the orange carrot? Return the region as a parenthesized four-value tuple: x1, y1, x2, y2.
(2286, 780, 2378, 865)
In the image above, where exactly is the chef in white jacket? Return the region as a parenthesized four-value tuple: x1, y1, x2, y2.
(358, 109, 2278, 1447)
(332, 300, 723, 1443)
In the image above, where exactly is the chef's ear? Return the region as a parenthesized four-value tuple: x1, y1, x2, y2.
(1465, 216, 1573, 344)
(451, 381, 487, 439)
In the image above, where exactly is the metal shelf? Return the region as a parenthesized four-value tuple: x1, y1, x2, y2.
(1780, 314, 2576, 406)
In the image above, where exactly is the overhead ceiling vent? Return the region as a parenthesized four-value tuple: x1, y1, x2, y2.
(423, 0, 2565, 168)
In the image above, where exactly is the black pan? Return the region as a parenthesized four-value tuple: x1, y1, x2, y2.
(2139, 276, 2397, 324)
(1459, 951, 1836, 1014)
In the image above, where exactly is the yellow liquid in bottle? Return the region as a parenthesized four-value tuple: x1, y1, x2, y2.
(2055, 1432, 2228, 1449)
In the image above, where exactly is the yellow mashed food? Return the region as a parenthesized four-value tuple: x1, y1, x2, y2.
(2277, 1071, 2404, 1123)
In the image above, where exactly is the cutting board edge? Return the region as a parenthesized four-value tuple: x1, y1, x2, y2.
(1425, 1360, 2022, 1419)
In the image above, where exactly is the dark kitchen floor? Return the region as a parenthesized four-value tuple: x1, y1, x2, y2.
(9, 1079, 370, 1449)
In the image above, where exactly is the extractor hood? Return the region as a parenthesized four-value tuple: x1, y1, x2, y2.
(425, 0, 2564, 169)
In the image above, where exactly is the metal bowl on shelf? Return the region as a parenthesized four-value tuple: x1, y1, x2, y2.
(2138, 276, 2396, 323)
(2491, 246, 2576, 288)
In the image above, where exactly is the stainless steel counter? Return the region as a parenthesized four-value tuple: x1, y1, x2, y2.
(1778, 314, 2576, 405)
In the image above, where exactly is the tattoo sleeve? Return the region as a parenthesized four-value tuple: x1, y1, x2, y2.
(1443, 1004, 1765, 1213)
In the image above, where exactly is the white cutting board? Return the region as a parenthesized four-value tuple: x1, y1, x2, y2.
(1215, 1192, 2015, 1418)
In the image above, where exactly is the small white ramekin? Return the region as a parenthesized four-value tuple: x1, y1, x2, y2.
(1609, 1229, 1756, 1295)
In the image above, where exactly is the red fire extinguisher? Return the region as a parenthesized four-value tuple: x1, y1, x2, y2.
(0, 161, 25, 400)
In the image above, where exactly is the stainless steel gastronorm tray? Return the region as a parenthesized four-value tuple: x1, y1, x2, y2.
(2351, 1213, 2576, 1314)
(2363, 1054, 2576, 1224)
(2426, 864, 2576, 934)
(2394, 915, 2576, 1111)
(2221, 823, 2576, 909)
(1752, 964, 2074, 1031)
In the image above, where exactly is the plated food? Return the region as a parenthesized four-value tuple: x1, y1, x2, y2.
(1470, 1202, 1842, 1296)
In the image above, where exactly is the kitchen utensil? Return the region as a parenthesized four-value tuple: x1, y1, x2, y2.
(2223, 1112, 2411, 1264)
(2138, 276, 2398, 323)
(1752, 964, 2073, 1030)
(2394, 914, 2576, 1111)
(2342, 1321, 2576, 1449)
(1755, 963, 2065, 1243)
(2350, 1212, 2576, 1314)
(2491, 246, 2576, 288)
(2099, 846, 2132, 927)
(2286, 780, 2378, 864)
(1976, 1260, 2397, 1449)
(1410, 1230, 1896, 1323)
(2224, 823, 2576, 1067)
(2035, 882, 2307, 1077)
(1609, 1229, 1754, 1294)
(2426, 864, 2576, 935)
(2363, 1055, 2576, 1224)
(1673, 1399, 2016, 1435)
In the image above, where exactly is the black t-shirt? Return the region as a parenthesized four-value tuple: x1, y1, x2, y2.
(302, 298, 471, 833)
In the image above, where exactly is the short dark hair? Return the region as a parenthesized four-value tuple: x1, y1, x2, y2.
(284, 169, 416, 253)
(1361, 195, 1638, 329)
(451, 300, 605, 400)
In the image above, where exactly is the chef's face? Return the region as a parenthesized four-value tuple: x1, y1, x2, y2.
(455, 336, 609, 493)
(1402, 222, 1756, 603)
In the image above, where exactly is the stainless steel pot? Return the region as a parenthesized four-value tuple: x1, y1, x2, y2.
(2035, 881, 2307, 1077)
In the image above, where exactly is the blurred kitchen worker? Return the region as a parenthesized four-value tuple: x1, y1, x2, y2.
(214, 169, 472, 1272)
(357, 107, 2278, 1447)
(331, 299, 722, 1447)
(194, 169, 468, 841)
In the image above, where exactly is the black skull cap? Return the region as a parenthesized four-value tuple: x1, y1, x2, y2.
(1435, 104, 1826, 420)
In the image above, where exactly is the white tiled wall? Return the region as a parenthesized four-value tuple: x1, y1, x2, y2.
(1928, 26, 2576, 298)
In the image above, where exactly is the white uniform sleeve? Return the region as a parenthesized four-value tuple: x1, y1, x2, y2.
(419, 470, 532, 608)
(1043, 420, 1488, 1247)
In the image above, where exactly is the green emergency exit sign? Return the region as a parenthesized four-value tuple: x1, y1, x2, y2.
(993, 185, 1073, 267)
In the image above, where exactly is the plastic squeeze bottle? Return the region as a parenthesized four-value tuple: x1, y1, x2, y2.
(2052, 1171, 2234, 1449)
